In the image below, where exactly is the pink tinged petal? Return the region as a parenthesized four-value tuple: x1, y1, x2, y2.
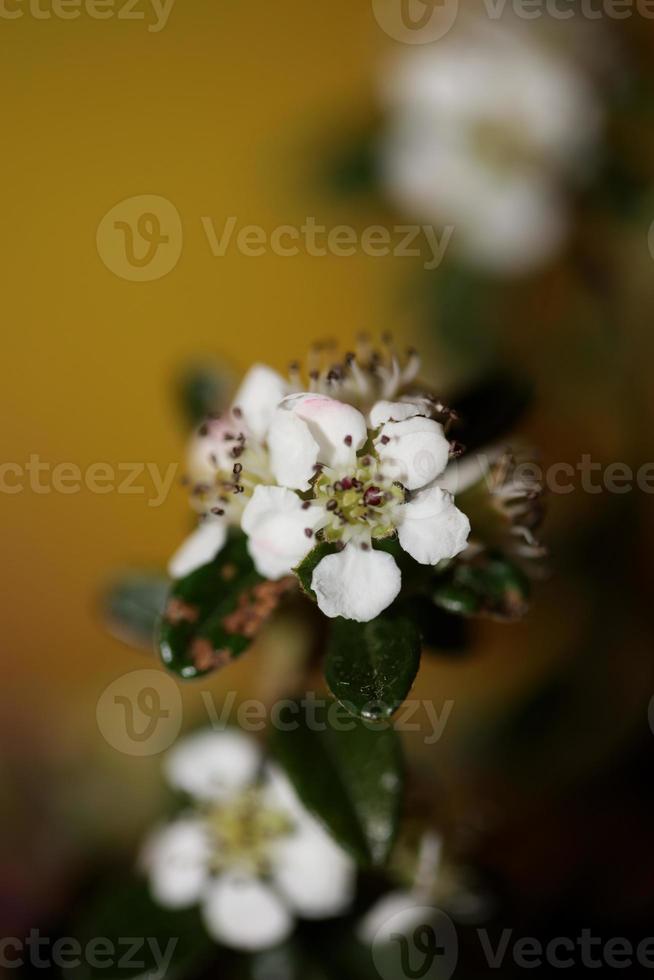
(368, 399, 430, 429)
(231, 364, 288, 442)
(268, 409, 320, 491)
(163, 730, 261, 802)
(241, 485, 323, 580)
(398, 486, 470, 565)
(201, 873, 293, 951)
(281, 393, 367, 470)
(141, 818, 210, 909)
(375, 416, 450, 490)
(311, 545, 401, 622)
(168, 519, 227, 579)
(272, 822, 356, 920)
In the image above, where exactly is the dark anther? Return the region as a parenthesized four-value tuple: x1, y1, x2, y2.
(344, 434, 352, 446)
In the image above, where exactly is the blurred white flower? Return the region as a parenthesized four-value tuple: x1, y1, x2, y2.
(243, 390, 469, 622)
(141, 729, 355, 951)
(379, 16, 603, 274)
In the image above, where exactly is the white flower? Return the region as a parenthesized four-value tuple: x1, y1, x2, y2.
(379, 16, 602, 274)
(169, 364, 288, 578)
(141, 730, 355, 952)
(241, 394, 470, 622)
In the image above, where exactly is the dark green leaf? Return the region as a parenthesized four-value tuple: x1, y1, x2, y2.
(393, 595, 471, 656)
(66, 875, 213, 980)
(270, 700, 403, 867)
(104, 571, 170, 651)
(325, 616, 421, 720)
(433, 553, 530, 620)
(159, 532, 291, 679)
(176, 364, 229, 427)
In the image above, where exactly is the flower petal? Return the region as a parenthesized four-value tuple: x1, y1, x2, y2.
(398, 486, 470, 565)
(168, 518, 227, 579)
(231, 364, 288, 442)
(141, 818, 210, 909)
(163, 729, 261, 802)
(311, 545, 401, 622)
(278, 393, 367, 472)
(186, 416, 237, 484)
(369, 399, 431, 429)
(241, 485, 323, 580)
(268, 408, 320, 491)
(202, 873, 293, 951)
(272, 820, 356, 919)
(375, 416, 450, 490)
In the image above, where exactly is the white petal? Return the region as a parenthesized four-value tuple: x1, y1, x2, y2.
(261, 763, 308, 823)
(186, 417, 236, 484)
(231, 364, 288, 442)
(202, 873, 293, 951)
(311, 545, 401, 622)
(272, 821, 355, 919)
(168, 519, 227, 579)
(280, 394, 367, 470)
(369, 399, 429, 429)
(375, 416, 450, 490)
(357, 890, 429, 945)
(141, 818, 210, 909)
(398, 486, 470, 565)
(163, 729, 261, 802)
(241, 485, 323, 580)
(268, 408, 320, 491)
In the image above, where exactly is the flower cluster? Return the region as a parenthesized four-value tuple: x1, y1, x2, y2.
(169, 342, 471, 622)
(141, 730, 355, 951)
(379, 15, 602, 273)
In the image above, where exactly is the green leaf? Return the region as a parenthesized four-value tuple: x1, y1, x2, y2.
(270, 700, 403, 867)
(325, 615, 421, 720)
(433, 553, 530, 620)
(293, 541, 338, 599)
(176, 364, 229, 427)
(66, 875, 213, 980)
(159, 532, 291, 679)
(104, 571, 170, 651)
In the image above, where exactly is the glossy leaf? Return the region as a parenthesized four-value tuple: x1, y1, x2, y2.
(271, 700, 403, 867)
(104, 571, 170, 651)
(325, 615, 421, 720)
(433, 553, 530, 620)
(159, 532, 291, 679)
